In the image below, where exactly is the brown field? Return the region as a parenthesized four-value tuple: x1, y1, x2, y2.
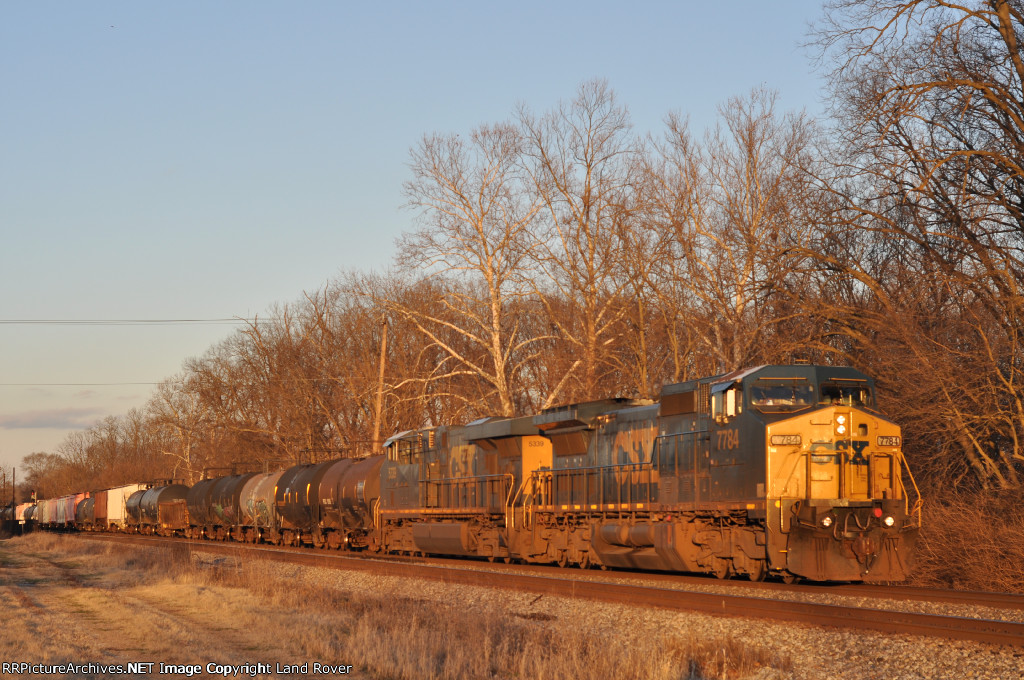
(0, 534, 791, 680)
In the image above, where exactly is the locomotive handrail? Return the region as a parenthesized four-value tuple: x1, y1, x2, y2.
(420, 473, 512, 512)
(502, 473, 517, 530)
(896, 449, 923, 527)
(525, 460, 658, 510)
(771, 445, 923, 535)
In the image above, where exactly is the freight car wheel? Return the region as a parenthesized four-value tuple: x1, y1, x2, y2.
(578, 552, 591, 570)
(782, 571, 801, 585)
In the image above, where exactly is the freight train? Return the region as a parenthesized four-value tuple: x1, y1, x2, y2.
(19, 364, 922, 583)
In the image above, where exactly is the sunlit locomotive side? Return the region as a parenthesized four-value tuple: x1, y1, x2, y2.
(527, 364, 921, 581)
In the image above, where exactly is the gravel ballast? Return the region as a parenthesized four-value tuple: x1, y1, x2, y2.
(194, 551, 1024, 680)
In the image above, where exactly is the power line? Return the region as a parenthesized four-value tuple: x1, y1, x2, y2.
(0, 376, 359, 387)
(0, 382, 164, 387)
(0, 319, 250, 326)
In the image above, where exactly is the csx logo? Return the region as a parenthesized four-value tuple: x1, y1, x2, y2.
(838, 440, 870, 466)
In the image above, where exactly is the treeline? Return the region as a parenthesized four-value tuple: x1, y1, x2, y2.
(22, 1, 1023, 499)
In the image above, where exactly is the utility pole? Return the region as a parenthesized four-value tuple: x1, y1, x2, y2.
(371, 318, 388, 454)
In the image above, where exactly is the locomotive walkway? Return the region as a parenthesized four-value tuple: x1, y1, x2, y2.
(80, 532, 1024, 648)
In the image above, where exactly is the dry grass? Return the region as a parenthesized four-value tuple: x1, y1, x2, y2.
(1, 533, 791, 680)
(909, 487, 1024, 593)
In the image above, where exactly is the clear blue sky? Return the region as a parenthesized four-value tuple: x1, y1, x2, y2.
(0, 1, 827, 470)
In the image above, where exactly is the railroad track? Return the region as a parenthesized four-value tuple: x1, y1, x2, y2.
(75, 532, 1024, 648)
(550, 562, 1024, 612)
(396, 550, 1024, 613)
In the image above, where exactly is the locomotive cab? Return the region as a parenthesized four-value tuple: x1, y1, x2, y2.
(727, 367, 921, 582)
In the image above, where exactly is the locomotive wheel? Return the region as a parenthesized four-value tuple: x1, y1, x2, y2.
(556, 551, 568, 568)
(747, 559, 767, 582)
(713, 558, 733, 580)
(578, 552, 591, 570)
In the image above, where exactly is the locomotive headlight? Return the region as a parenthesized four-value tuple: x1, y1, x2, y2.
(835, 414, 847, 436)
(821, 515, 833, 528)
(884, 515, 896, 527)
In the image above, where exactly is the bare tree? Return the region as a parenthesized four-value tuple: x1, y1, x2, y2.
(648, 89, 823, 374)
(392, 123, 543, 417)
(149, 374, 210, 483)
(816, 0, 1024, 488)
(519, 79, 641, 402)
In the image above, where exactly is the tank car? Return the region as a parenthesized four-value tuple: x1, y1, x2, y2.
(75, 496, 95, 530)
(184, 473, 257, 540)
(136, 483, 189, 536)
(208, 473, 257, 539)
(236, 469, 285, 543)
(185, 477, 220, 539)
(255, 455, 382, 548)
(322, 454, 383, 550)
(20, 504, 36, 533)
(275, 460, 343, 546)
(125, 488, 148, 531)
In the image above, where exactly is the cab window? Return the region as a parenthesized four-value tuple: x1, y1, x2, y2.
(712, 385, 742, 423)
(819, 381, 873, 407)
(750, 379, 814, 413)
